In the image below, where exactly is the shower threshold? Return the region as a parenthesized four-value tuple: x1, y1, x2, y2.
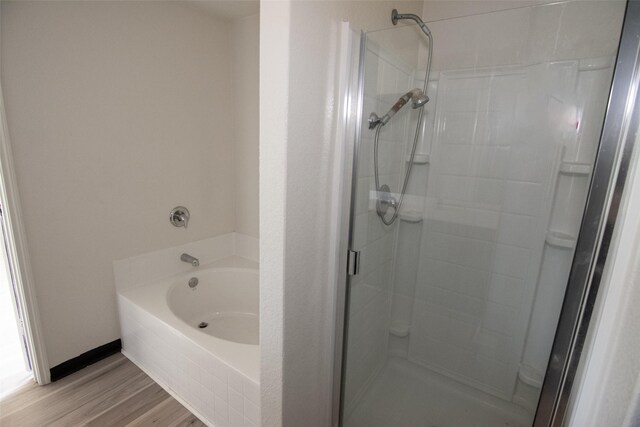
(345, 357, 532, 427)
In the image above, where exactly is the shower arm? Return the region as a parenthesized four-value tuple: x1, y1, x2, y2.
(392, 9, 432, 38)
(391, 9, 433, 83)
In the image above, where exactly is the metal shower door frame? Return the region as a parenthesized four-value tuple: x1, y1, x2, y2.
(332, 28, 367, 427)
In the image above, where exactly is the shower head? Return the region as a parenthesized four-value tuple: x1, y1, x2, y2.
(412, 93, 429, 109)
(368, 88, 429, 128)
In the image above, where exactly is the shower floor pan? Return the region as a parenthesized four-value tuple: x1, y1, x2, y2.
(345, 357, 532, 427)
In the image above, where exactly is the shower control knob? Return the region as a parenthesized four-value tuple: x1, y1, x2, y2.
(170, 206, 190, 229)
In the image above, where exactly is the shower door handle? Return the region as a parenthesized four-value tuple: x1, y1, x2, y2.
(347, 250, 360, 276)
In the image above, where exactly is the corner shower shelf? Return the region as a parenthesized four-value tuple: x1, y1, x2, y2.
(518, 364, 544, 388)
(545, 231, 577, 249)
(406, 154, 430, 164)
(399, 211, 423, 223)
(390, 321, 410, 337)
(578, 56, 614, 72)
(559, 162, 592, 176)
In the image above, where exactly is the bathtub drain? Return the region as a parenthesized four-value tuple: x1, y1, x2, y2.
(198, 321, 208, 329)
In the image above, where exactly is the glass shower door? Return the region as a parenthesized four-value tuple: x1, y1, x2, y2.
(340, 3, 626, 426)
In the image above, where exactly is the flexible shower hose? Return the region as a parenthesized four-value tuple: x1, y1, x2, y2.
(373, 104, 424, 225)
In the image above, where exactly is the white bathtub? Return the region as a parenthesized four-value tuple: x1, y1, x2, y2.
(168, 268, 259, 346)
(117, 254, 260, 427)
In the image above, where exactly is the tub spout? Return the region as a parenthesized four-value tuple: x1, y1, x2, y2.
(181, 253, 199, 267)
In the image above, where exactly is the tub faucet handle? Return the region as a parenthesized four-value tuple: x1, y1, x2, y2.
(181, 253, 199, 267)
(177, 213, 188, 229)
(170, 206, 190, 229)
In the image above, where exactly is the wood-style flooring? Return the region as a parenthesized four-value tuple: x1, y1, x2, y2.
(0, 352, 205, 426)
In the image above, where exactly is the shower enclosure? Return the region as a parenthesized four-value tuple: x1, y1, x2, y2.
(337, 2, 630, 426)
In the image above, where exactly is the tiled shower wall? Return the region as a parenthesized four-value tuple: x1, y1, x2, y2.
(409, 64, 554, 399)
(407, 59, 613, 399)
(343, 41, 419, 412)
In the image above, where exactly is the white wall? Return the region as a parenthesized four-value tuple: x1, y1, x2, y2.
(1, 2, 239, 367)
(231, 14, 260, 239)
(259, 1, 424, 425)
(259, 4, 289, 424)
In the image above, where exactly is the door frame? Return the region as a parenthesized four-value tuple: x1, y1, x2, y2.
(0, 82, 50, 385)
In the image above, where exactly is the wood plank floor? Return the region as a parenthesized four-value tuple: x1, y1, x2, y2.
(0, 352, 206, 427)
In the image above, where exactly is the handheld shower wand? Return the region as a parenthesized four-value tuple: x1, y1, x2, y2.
(369, 88, 429, 129)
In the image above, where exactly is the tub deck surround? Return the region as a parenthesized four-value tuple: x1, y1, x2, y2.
(114, 233, 260, 427)
(113, 232, 259, 292)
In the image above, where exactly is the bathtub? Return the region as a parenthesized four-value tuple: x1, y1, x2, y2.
(117, 254, 260, 427)
(168, 268, 259, 346)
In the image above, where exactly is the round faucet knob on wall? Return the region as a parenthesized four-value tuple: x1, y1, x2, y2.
(170, 206, 190, 229)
